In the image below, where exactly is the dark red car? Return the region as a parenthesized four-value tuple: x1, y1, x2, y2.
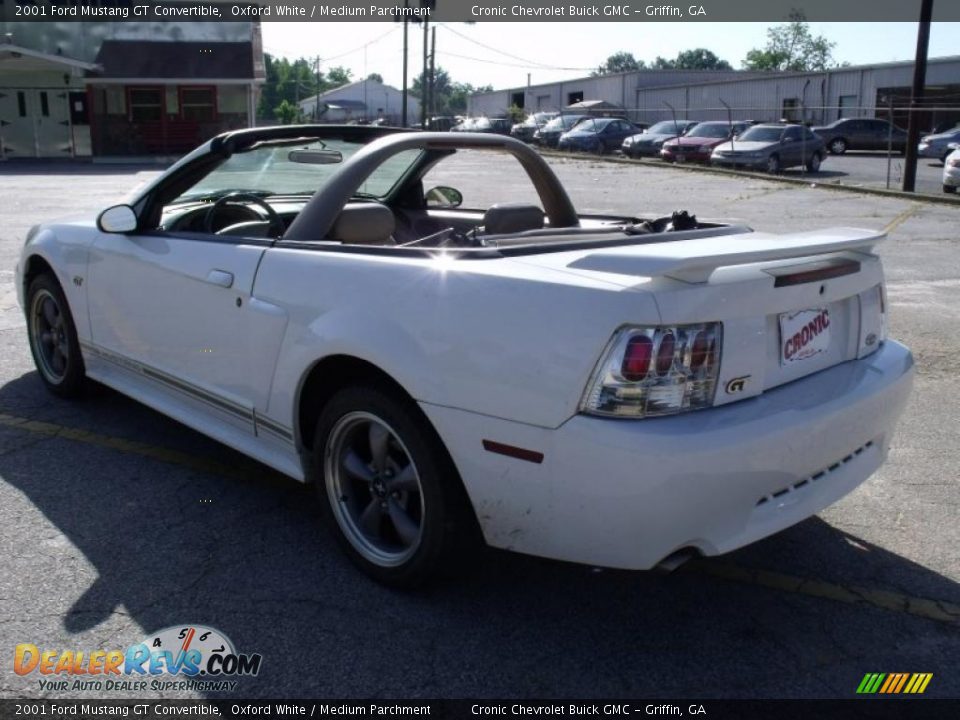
(660, 121, 753, 163)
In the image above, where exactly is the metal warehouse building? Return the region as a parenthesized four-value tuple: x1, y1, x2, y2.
(468, 56, 960, 130)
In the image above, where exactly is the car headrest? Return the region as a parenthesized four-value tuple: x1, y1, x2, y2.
(329, 203, 395, 245)
(482, 203, 545, 235)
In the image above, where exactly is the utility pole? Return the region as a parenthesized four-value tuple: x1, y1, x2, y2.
(422, 18, 429, 127)
(902, 0, 933, 193)
(401, 15, 409, 127)
(429, 26, 436, 119)
(315, 56, 321, 121)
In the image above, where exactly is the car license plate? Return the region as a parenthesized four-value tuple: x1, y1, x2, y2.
(780, 308, 831, 365)
(675, 154, 686, 163)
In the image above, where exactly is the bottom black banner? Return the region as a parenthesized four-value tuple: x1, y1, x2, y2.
(1, 700, 959, 720)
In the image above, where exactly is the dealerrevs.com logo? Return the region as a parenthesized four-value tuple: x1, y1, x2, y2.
(14, 625, 262, 693)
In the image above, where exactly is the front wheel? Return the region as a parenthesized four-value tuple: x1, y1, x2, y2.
(945, 184, 957, 194)
(26, 273, 86, 397)
(829, 138, 847, 154)
(314, 386, 474, 587)
(766, 154, 781, 174)
(807, 152, 822, 173)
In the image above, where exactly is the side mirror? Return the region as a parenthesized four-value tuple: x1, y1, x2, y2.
(425, 185, 463, 209)
(97, 204, 137, 234)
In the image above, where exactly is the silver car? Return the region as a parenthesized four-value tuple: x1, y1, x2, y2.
(711, 124, 826, 174)
(918, 127, 960, 162)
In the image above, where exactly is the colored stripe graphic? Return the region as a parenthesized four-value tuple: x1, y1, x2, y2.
(857, 673, 932, 694)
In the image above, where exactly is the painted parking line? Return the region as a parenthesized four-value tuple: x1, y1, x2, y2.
(882, 203, 922, 234)
(0, 411, 265, 483)
(1, 409, 958, 625)
(692, 560, 960, 626)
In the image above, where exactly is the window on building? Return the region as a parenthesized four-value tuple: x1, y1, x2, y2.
(39, 91, 49, 117)
(510, 92, 525, 109)
(128, 88, 163, 123)
(17, 91, 26, 117)
(180, 88, 216, 122)
(781, 98, 800, 122)
(838, 95, 858, 119)
(567, 91, 584, 105)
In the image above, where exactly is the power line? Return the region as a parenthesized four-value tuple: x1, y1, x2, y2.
(437, 23, 593, 72)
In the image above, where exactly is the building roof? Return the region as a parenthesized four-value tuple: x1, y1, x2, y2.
(90, 40, 255, 81)
(0, 43, 99, 73)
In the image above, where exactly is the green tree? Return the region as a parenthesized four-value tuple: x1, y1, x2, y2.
(592, 51, 644, 76)
(743, 12, 837, 71)
(653, 48, 732, 70)
(274, 99, 302, 125)
(366, 73, 384, 83)
(326, 66, 353, 88)
(411, 68, 490, 115)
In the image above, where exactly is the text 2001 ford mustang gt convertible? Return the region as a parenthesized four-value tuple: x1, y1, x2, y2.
(16, 125, 913, 586)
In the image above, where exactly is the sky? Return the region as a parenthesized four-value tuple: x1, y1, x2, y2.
(261, 21, 960, 91)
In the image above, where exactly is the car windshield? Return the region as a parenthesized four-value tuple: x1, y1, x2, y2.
(738, 126, 784, 142)
(647, 121, 685, 135)
(686, 123, 733, 139)
(571, 118, 613, 133)
(173, 139, 421, 203)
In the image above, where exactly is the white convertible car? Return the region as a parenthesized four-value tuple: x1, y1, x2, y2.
(16, 125, 913, 586)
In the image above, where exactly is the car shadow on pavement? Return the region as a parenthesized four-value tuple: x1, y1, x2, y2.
(0, 371, 957, 698)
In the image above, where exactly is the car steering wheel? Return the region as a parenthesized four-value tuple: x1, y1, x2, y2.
(203, 193, 285, 238)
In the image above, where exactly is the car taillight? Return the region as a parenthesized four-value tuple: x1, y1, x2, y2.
(580, 323, 723, 418)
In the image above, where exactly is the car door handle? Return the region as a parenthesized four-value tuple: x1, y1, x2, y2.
(205, 269, 234, 288)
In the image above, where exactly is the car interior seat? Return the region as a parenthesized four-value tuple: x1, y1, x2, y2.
(482, 203, 545, 235)
(328, 203, 396, 245)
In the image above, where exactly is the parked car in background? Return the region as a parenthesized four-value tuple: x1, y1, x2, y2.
(918, 127, 960, 162)
(711, 123, 826, 173)
(534, 114, 590, 147)
(452, 117, 512, 135)
(511, 112, 559, 143)
(813, 118, 907, 155)
(557, 117, 642, 154)
(425, 116, 457, 132)
(621, 120, 697, 158)
(660, 121, 753, 163)
(943, 144, 960, 193)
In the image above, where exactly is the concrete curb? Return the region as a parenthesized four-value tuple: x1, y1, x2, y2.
(540, 148, 960, 207)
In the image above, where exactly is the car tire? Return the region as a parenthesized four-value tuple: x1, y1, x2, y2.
(945, 184, 957, 194)
(26, 273, 86, 398)
(807, 152, 822, 173)
(829, 138, 847, 155)
(766, 154, 781, 174)
(313, 385, 476, 588)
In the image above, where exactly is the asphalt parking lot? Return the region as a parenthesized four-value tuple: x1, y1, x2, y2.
(0, 157, 958, 701)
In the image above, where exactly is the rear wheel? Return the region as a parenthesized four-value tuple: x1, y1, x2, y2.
(945, 184, 957, 194)
(314, 385, 474, 587)
(26, 273, 85, 397)
(766, 154, 781, 174)
(829, 138, 848, 154)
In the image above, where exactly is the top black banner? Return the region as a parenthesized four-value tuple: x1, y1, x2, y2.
(2, 0, 960, 22)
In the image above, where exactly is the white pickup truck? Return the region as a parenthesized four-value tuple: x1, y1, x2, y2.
(16, 126, 913, 586)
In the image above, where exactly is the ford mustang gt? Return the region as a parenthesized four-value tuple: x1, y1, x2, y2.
(16, 125, 913, 586)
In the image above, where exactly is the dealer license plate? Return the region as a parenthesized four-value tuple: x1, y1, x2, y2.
(780, 308, 831, 365)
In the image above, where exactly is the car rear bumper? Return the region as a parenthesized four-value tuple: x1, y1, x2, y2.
(943, 166, 960, 187)
(421, 340, 913, 570)
(711, 155, 767, 169)
(662, 148, 711, 163)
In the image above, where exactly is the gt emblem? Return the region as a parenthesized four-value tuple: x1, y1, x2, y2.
(725, 376, 750, 394)
(72, 276, 83, 287)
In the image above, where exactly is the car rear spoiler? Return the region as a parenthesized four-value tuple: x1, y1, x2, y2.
(567, 227, 886, 283)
